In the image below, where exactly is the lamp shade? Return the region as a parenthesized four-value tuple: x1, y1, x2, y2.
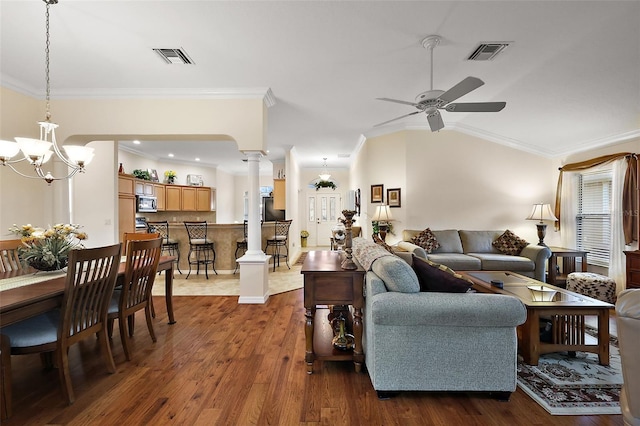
(0, 140, 20, 160)
(372, 205, 393, 222)
(526, 203, 558, 223)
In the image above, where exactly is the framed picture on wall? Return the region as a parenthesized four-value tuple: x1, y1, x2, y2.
(371, 184, 384, 203)
(387, 188, 401, 208)
(355, 188, 361, 216)
(148, 169, 159, 182)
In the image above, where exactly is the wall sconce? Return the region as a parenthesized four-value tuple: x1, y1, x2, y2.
(526, 203, 558, 246)
(527, 284, 557, 302)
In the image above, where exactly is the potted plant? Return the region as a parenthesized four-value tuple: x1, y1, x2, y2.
(314, 180, 337, 191)
(164, 170, 177, 184)
(9, 223, 88, 271)
(300, 230, 309, 247)
(132, 169, 151, 180)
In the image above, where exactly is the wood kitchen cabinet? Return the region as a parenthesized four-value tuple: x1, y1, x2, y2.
(118, 194, 136, 243)
(180, 186, 211, 211)
(273, 179, 286, 210)
(135, 180, 155, 196)
(165, 186, 182, 211)
(153, 184, 165, 211)
(118, 175, 135, 195)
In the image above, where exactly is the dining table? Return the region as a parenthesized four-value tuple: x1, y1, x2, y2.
(0, 255, 177, 327)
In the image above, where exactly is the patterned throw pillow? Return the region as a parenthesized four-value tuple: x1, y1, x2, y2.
(492, 230, 529, 256)
(410, 228, 440, 253)
(412, 255, 474, 293)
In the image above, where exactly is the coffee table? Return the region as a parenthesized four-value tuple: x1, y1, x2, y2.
(460, 271, 614, 366)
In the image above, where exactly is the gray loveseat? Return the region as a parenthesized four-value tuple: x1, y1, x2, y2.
(398, 229, 551, 282)
(353, 238, 527, 399)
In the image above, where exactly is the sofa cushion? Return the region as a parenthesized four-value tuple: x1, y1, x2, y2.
(459, 230, 503, 253)
(430, 230, 464, 253)
(467, 253, 535, 272)
(425, 253, 482, 271)
(410, 228, 440, 253)
(412, 256, 474, 293)
(371, 255, 420, 293)
(492, 230, 529, 255)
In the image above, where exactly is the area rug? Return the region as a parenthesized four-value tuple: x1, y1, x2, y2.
(516, 326, 622, 415)
(295, 252, 308, 265)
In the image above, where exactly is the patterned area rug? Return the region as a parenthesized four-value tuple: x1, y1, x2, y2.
(294, 252, 308, 265)
(516, 326, 622, 415)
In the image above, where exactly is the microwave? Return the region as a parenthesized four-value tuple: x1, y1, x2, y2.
(136, 195, 157, 213)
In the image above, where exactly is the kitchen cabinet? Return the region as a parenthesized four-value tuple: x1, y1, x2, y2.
(154, 184, 165, 211)
(118, 175, 134, 195)
(197, 187, 211, 211)
(118, 194, 136, 242)
(135, 180, 155, 196)
(273, 179, 286, 210)
(165, 186, 182, 211)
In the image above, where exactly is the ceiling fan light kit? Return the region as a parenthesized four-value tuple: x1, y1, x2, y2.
(375, 34, 507, 132)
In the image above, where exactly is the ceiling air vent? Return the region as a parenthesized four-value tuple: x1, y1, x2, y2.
(467, 43, 510, 61)
(153, 48, 194, 64)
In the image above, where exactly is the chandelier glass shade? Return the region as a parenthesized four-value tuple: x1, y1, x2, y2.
(0, 0, 94, 184)
(318, 157, 331, 181)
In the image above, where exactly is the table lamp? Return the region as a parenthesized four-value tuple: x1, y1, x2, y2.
(526, 203, 558, 246)
(372, 205, 393, 241)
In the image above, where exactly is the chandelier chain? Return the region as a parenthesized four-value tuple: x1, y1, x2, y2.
(45, 1, 52, 121)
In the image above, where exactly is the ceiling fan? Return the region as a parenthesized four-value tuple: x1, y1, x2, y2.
(374, 35, 506, 132)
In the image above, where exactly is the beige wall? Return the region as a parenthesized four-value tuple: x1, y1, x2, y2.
(352, 129, 558, 246)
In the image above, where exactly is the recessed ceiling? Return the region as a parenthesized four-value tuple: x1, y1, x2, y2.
(1, 1, 638, 169)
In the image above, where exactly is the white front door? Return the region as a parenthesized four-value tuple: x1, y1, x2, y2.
(306, 190, 342, 247)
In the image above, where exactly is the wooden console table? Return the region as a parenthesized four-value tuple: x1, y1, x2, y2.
(301, 250, 365, 374)
(547, 247, 587, 287)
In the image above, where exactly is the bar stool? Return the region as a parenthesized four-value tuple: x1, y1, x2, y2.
(264, 219, 292, 272)
(234, 220, 248, 274)
(184, 221, 217, 279)
(147, 221, 182, 274)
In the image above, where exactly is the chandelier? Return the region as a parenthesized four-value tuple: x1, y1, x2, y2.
(0, 0, 94, 185)
(318, 158, 331, 181)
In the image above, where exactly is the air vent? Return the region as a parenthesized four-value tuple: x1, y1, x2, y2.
(153, 48, 194, 64)
(467, 43, 510, 61)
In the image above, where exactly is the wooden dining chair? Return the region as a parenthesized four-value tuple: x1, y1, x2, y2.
(0, 239, 24, 273)
(122, 232, 160, 256)
(107, 238, 162, 361)
(0, 243, 122, 406)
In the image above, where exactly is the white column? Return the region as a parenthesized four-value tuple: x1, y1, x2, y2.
(237, 151, 270, 304)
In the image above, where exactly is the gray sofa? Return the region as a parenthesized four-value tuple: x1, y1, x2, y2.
(398, 229, 551, 282)
(353, 238, 527, 399)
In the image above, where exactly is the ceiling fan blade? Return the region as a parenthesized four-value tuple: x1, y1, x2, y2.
(438, 76, 485, 104)
(376, 97, 419, 107)
(444, 102, 506, 112)
(427, 111, 444, 132)
(373, 111, 422, 127)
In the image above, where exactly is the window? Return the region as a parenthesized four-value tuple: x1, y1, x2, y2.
(576, 170, 612, 267)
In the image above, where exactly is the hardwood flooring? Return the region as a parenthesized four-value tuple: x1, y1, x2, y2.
(5, 289, 624, 425)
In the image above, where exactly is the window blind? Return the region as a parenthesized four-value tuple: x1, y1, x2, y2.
(576, 170, 612, 267)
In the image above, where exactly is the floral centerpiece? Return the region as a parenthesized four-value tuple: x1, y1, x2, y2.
(164, 170, 177, 184)
(9, 223, 87, 271)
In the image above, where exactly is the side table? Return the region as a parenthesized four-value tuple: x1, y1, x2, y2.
(301, 250, 366, 374)
(547, 247, 587, 287)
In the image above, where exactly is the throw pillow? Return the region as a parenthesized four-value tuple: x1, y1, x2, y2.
(410, 228, 440, 253)
(412, 255, 474, 293)
(372, 234, 395, 253)
(371, 255, 420, 293)
(492, 229, 529, 256)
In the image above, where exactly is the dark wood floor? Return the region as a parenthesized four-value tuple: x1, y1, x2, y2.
(5, 289, 624, 425)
